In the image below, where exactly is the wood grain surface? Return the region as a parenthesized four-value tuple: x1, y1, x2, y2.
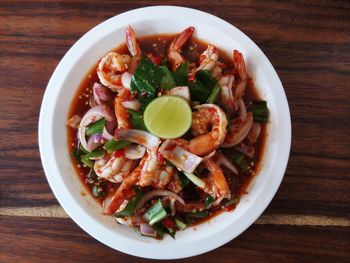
(0, 0, 349, 262)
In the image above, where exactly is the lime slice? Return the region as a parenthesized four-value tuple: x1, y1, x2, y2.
(144, 96, 192, 139)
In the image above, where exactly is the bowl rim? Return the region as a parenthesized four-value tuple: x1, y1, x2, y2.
(39, 5, 291, 259)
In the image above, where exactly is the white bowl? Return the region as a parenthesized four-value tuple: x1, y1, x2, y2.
(39, 6, 291, 259)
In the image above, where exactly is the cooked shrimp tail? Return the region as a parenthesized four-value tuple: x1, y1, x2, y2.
(167, 26, 194, 71)
(125, 25, 142, 57)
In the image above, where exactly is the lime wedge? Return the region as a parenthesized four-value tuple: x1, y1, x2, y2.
(143, 96, 192, 139)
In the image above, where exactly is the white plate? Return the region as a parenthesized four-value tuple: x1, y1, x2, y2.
(39, 6, 291, 259)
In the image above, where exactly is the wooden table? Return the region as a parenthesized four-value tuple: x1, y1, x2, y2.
(1, 1, 349, 262)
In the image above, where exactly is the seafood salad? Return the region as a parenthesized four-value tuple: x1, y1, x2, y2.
(67, 26, 268, 239)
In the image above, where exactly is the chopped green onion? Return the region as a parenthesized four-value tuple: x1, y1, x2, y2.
(151, 223, 166, 239)
(80, 149, 106, 168)
(81, 155, 94, 168)
(128, 109, 147, 130)
(71, 149, 81, 163)
(114, 188, 143, 217)
(160, 66, 176, 90)
(183, 172, 205, 188)
(79, 143, 88, 154)
(178, 172, 190, 189)
(145, 200, 167, 225)
(188, 211, 209, 218)
(133, 226, 142, 237)
(206, 84, 221, 103)
(250, 100, 269, 123)
(225, 196, 239, 207)
(103, 139, 131, 153)
(86, 118, 105, 136)
(204, 195, 215, 209)
(232, 154, 250, 172)
(87, 169, 98, 183)
(92, 185, 106, 197)
(174, 218, 187, 230)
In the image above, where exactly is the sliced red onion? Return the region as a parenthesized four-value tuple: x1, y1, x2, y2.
(158, 139, 203, 173)
(247, 122, 261, 144)
(121, 100, 141, 111)
(221, 112, 253, 148)
(140, 223, 157, 237)
(235, 143, 255, 159)
(169, 197, 177, 216)
(102, 127, 114, 140)
(78, 105, 115, 152)
(135, 189, 185, 213)
(167, 86, 191, 102)
(93, 82, 114, 105)
(66, 115, 81, 129)
(121, 72, 132, 90)
(239, 99, 247, 121)
(87, 133, 104, 153)
(218, 153, 238, 174)
(202, 151, 216, 162)
(124, 144, 146, 160)
(114, 129, 161, 152)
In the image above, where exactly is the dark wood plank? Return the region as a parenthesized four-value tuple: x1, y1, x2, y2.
(0, 216, 349, 262)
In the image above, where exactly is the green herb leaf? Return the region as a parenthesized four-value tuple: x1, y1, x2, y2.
(189, 70, 219, 103)
(232, 154, 250, 172)
(115, 188, 143, 217)
(160, 66, 176, 90)
(188, 80, 212, 103)
(86, 118, 105, 136)
(128, 109, 147, 130)
(103, 139, 131, 153)
(145, 199, 167, 225)
(250, 100, 269, 123)
(196, 70, 217, 88)
(171, 62, 189, 86)
(92, 185, 106, 197)
(204, 195, 215, 209)
(225, 196, 239, 207)
(131, 57, 165, 106)
(206, 84, 221, 103)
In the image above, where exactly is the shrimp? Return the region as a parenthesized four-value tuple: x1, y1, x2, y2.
(188, 104, 228, 156)
(97, 52, 131, 91)
(197, 45, 223, 78)
(97, 26, 141, 91)
(114, 88, 132, 129)
(94, 152, 135, 183)
(125, 25, 142, 74)
(233, 50, 247, 98)
(203, 159, 231, 203)
(106, 155, 147, 215)
(167, 26, 194, 71)
(139, 157, 175, 188)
